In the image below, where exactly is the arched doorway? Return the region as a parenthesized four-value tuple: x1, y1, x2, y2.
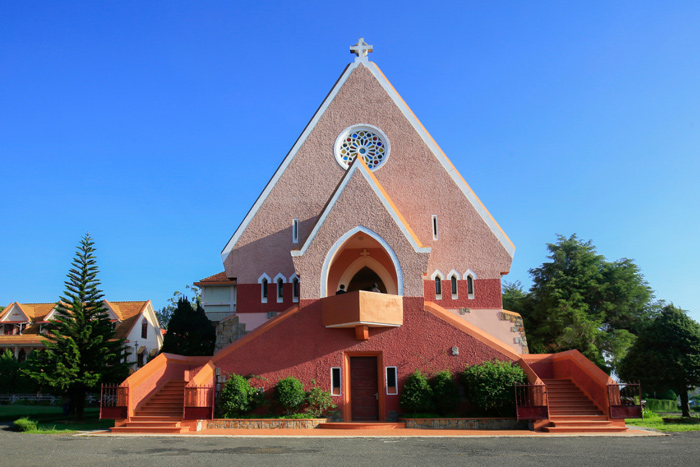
(322, 227, 401, 297)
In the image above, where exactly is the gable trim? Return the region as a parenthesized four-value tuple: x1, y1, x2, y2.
(220, 61, 360, 263)
(368, 62, 515, 258)
(1, 304, 30, 323)
(292, 159, 430, 258)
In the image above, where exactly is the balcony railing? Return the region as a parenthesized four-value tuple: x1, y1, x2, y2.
(100, 385, 128, 419)
(514, 384, 549, 420)
(321, 290, 403, 329)
(607, 382, 642, 419)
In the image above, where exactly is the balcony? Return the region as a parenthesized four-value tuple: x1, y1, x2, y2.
(321, 290, 403, 338)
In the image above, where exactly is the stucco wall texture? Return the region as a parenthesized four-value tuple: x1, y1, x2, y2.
(224, 61, 512, 291)
(213, 297, 513, 420)
(292, 167, 430, 299)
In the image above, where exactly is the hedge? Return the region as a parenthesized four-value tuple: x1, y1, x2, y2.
(646, 398, 678, 412)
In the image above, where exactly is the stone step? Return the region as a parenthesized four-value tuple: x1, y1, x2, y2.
(111, 426, 187, 434)
(542, 425, 627, 433)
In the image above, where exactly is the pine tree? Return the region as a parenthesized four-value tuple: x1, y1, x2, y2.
(24, 233, 130, 419)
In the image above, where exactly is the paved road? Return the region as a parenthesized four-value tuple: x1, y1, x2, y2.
(2, 426, 699, 466)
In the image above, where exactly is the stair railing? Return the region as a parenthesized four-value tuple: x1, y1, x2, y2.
(183, 385, 215, 420)
(100, 384, 129, 420)
(514, 383, 549, 420)
(607, 382, 642, 419)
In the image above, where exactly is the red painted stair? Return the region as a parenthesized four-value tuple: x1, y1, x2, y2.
(541, 379, 626, 433)
(111, 380, 189, 434)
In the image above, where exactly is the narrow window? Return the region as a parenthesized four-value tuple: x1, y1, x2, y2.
(467, 275, 474, 298)
(141, 318, 148, 339)
(331, 367, 341, 396)
(451, 275, 458, 299)
(137, 351, 144, 367)
(386, 367, 398, 395)
(435, 277, 442, 298)
(261, 278, 268, 301)
(432, 215, 438, 241)
(292, 277, 300, 302)
(277, 278, 284, 302)
(292, 218, 299, 243)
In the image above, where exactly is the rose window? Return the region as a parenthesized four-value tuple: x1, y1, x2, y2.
(334, 125, 390, 170)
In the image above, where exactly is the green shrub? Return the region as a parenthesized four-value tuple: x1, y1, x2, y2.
(400, 370, 434, 414)
(274, 376, 305, 415)
(219, 374, 265, 417)
(430, 370, 460, 416)
(13, 417, 38, 432)
(646, 398, 678, 413)
(461, 360, 526, 416)
(657, 389, 678, 401)
(305, 381, 337, 418)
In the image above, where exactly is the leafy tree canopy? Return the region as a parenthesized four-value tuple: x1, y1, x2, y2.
(618, 304, 700, 417)
(505, 234, 658, 372)
(160, 296, 215, 356)
(23, 233, 130, 419)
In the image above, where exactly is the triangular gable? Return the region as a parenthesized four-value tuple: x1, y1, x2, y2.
(293, 158, 430, 258)
(103, 300, 122, 321)
(1, 303, 30, 323)
(221, 54, 514, 263)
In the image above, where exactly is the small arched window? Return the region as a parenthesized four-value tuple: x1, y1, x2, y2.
(277, 278, 284, 301)
(435, 277, 442, 298)
(292, 277, 300, 302)
(451, 275, 458, 298)
(261, 278, 268, 300)
(141, 318, 148, 339)
(467, 275, 474, 298)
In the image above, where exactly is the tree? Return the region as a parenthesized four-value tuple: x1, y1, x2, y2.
(155, 285, 201, 330)
(511, 234, 656, 372)
(160, 296, 215, 356)
(0, 349, 37, 393)
(618, 305, 700, 418)
(23, 234, 130, 419)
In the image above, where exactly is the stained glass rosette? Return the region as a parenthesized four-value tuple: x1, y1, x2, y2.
(335, 126, 389, 170)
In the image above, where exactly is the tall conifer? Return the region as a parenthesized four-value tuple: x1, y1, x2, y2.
(25, 233, 129, 419)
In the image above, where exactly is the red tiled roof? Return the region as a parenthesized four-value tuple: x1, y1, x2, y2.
(194, 271, 235, 285)
(0, 300, 150, 345)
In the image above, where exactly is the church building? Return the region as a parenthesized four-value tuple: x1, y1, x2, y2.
(112, 40, 631, 432)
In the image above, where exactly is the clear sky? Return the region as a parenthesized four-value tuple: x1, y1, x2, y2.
(1, 1, 699, 322)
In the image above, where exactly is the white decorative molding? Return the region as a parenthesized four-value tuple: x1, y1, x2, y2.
(446, 269, 461, 281)
(337, 256, 397, 295)
(430, 269, 444, 280)
(320, 226, 404, 298)
(463, 269, 477, 280)
(258, 273, 271, 304)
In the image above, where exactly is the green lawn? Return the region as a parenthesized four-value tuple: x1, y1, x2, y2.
(0, 405, 113, 433)
(626, 413, 700, 432)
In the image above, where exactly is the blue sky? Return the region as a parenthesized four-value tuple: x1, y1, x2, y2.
(1, 1, 699, 322)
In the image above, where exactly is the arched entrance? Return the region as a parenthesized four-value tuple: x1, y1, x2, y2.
(322, 227, 401, 297)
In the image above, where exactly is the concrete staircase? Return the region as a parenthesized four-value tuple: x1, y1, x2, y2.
(111, 380, 189, 434)
(541, 379, 626, 433)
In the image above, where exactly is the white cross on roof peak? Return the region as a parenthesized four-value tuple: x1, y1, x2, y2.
(350, 38, 373, 61)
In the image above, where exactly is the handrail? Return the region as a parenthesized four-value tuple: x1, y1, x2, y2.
(100, 384, 128, 419)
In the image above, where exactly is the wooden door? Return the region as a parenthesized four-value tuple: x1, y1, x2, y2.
(350, 356, 379, 421)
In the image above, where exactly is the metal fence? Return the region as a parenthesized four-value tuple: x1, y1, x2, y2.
(607, 382, 642, 419)
(100, 385, 128, 419)
(514, 384, 549, 420)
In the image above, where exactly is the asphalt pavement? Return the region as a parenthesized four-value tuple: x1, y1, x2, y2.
(2, 424, 699, 466)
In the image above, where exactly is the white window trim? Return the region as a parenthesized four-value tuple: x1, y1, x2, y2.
(430, 269, 444, 300)
(331, 367, 342, 396)
(432, 215, 438, 241)
(464, 269, 477, 299)
(258, 273, 271, 304)
(289, 273, 299, 303)
(292, 218, 299, 244)
(386, 366, 398, 395)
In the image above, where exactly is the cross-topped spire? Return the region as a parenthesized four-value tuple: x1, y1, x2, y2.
(350, 38, 373, 61)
